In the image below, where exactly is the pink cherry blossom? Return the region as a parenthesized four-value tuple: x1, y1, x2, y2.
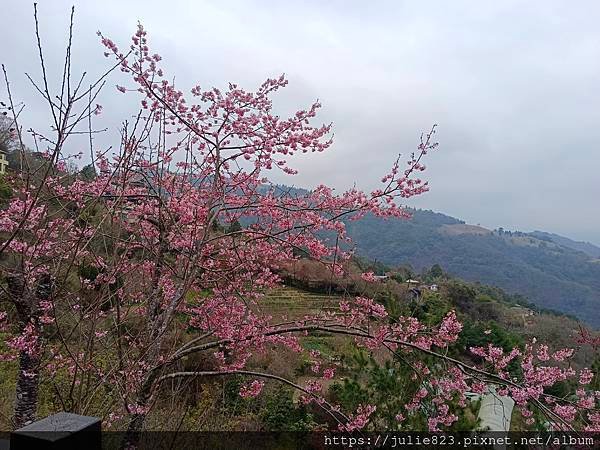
(239, 380, 264, 399)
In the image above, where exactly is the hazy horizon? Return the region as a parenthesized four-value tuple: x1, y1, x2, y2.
(3, 0, 599, 246)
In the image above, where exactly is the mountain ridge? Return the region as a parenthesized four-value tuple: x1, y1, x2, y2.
(342, 208, 600, 327)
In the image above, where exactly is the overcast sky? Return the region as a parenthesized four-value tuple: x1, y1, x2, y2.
(3, 0, 600, 245)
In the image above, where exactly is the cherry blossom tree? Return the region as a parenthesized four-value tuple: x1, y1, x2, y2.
(0, 5, 124, 428)
(1, 8, 598, 447)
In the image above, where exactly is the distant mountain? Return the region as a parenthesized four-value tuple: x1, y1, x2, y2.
(343, 209, 600, 327)
(528, 230, 600, 259)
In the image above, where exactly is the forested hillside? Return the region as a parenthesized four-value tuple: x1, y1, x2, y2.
(344, 209, 600, 327)
(529, 230, 600, 258)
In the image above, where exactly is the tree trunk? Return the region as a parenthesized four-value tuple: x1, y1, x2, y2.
(122, 346, 165, 448)
(123, 412, 147, 449)
(122, 357, 160, 448)
(13, 350, 40, 428)
(8, 274, 49, 429)
(122, 384, 153, 449)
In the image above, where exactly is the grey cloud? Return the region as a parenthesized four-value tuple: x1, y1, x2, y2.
(2, 0, 599, 244)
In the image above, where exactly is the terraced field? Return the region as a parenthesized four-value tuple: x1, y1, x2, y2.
(260, 286, 343, 320)
(257, 286, 349, 403)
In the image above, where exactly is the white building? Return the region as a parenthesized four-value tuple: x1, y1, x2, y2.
(467, 386, 514, 432)
(0, 150, 8, 175)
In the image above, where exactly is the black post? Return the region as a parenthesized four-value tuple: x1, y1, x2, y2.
(10, 412, 101, 450)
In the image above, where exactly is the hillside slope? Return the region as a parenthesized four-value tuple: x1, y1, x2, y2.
(529, 230, 600, 258)
(343, 209, 600, 327)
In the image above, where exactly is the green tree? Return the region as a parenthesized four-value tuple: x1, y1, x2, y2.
(331, 348, 479, 431)
(429, 264, 444, 279)
(80, 164, 97, 180)
(226, 219, 242, 234)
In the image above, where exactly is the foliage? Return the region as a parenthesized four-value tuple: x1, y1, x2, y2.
(331, 349, 479, 431)
(0, 176, 11, 202)
(260, 388, 319, 431)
